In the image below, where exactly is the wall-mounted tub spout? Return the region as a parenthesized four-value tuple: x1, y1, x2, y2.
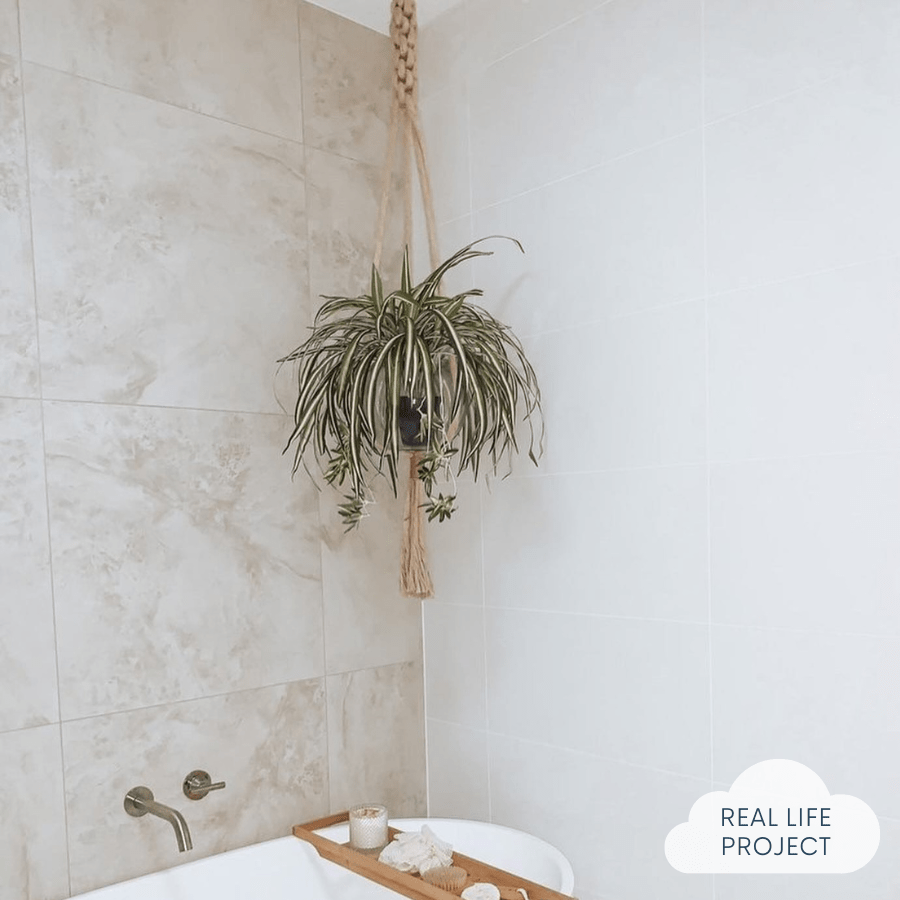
(124, 786, 193, 852)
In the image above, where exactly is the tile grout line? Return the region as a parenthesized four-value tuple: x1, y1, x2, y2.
(17, 394, 294, 419)
(494, 445, 900, 483)
(491, 242, 900, 345)
(400, 602, 900, 643)
(295, 6, 335, 817)
(514, 293, 707, 343)
(463, 3, 493, 821)
(45, 660, 422, 733)
(704, 248, 900, 304)
(703, 69, 847, 129)
(478, 482, 493, 824)
(472, 123, 703, 218)
(463, 0, 476, 248)
(478, 0, 617, 76)
(15, 12, 73, 894)
(426, 719, 713, 786)
(422, 605, 431, 815)
(21, 58, 305, 147)
(21, 57, 385, 173)
(699, 6, 717, 899)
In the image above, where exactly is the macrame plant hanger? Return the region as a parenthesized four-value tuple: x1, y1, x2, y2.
(372, 0, 443, 599)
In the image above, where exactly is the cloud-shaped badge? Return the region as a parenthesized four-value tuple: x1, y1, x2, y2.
(665, 760, 879, 874)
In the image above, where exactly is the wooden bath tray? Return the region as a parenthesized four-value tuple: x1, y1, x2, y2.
(293, 812, 577, 900)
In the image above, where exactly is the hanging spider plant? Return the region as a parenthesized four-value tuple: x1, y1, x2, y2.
(279, 236, 543, 530)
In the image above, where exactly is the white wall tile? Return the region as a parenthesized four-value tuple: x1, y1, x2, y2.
(419, 4, 900, 900)
(20, 0, 303, 139)
(0, 53, 39, 398)
(470, 0, 701, 206)
(486, 609, 710, 778)
(0, 7, 424, 899)
(465, 0, 602, 73)
(26, 65, 308, 413)
(45, 401, 325, 719)
(418, 0, 470, 99)
(712, 454, 900, 635)
(474, 131, 705, 333)
(705, 0, 900, 122)
(63, 680, 328, 894)
(0, 400, 58, 733)
(712, 625, 900, 814)
(0, 726, 68, 900)
(424, 602, 486, 728)
(425, 718, 490, 819)
(327, 662, 426, 816)
(490, 734, 714, 900)
(535, 302, 707, 474)
(706, 61, 900, 294)
(708, 259, 900, 461)
(482, 467, 708, 621)
(427, 480, 483, 606)
(420, 81, 472, 225)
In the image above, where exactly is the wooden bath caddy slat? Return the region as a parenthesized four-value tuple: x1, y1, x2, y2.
(292, 812, 577, 900)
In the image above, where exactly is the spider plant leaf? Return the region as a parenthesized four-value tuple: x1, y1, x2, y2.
(371, 265, 384, 313)
(347, 359, 370, 493)
(389, 345, 401, 462)
(338, 331, 365, 395)
(402, 316, 416, 389)
(400, 246, 412, 294)
(364, 333, 404, 431)
(415, 335, 435, 438)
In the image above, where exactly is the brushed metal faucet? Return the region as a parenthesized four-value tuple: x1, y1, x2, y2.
(124, 787, 193, 852)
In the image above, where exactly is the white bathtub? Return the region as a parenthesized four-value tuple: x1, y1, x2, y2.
(70, 818, 575, 899)
(70, 837, 399, 900)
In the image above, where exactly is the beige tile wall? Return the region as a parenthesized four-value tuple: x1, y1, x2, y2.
(0, 3, 425, 898)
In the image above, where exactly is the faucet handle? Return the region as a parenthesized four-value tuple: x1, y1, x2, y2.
(183, 770, 226, 800)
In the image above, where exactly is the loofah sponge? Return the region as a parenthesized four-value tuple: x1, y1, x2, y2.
(461, 884, 501, 900)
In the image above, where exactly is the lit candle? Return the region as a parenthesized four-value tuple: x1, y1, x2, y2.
(349, 804, 389, 851)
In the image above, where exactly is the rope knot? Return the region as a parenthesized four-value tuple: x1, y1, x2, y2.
(390, 0, 417, 106)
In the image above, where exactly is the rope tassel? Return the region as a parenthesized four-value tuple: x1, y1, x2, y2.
(401, 452, 434, 599)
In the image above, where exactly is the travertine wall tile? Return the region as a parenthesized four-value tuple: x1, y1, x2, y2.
(26, 65, 308, 413)
(0, 8, 422, 897)
(327, 661, 426, 817)
(306, 146, 403, 303)
(0, 0, 18, 55)
(0, 725, 68, 900)
(44, 401, 324, 719)
(0, 399, 58, 732)
(0, 54, 39, 397)
(298, 1, 391, 166)
(19, 0, 303, 139)
(63, 680, 328, 894)
(319, 484, 423, 675)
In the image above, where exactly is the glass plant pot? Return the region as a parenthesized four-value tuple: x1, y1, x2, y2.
(398, 395, 441, 449)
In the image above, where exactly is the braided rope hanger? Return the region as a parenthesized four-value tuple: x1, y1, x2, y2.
(373, 0, 442, 599)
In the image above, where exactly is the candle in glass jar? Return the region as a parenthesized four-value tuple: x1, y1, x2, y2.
(349, 804, 388, 850)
